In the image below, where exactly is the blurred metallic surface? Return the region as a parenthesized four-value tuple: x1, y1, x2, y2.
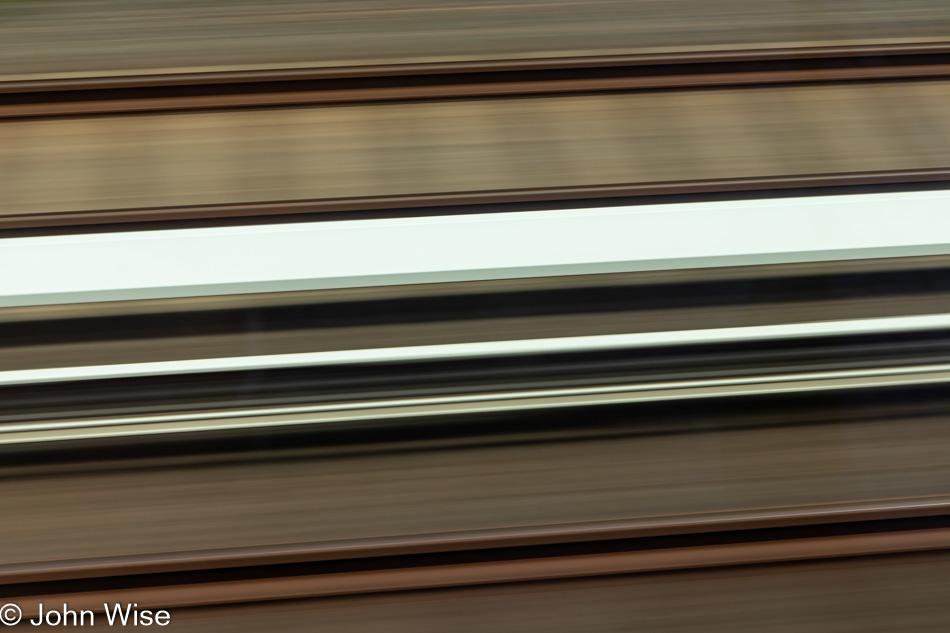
(8, 363, 950, 444)
(3, 397, 950, 565)
(4, 289, 950, 370)
(8, 311, 950, 380)
(131, 554, 950, 632)
(2, 0, 949, 80)
(3, 80, 950, 216)
(4, 1, 950, 626)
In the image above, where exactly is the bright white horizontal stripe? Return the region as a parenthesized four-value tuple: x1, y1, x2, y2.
(2, 312, 949, 386)
(3, 189, 950, 307)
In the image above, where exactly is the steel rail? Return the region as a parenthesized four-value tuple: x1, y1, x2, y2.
(12, 530, 950, 615)
(9, 42, 950, 91)
(3, 313, 950, 387)
(3, 169, 949, 232)
(7, 501, 950, 616)
(4, 495, 949, 585)
(6, 360, 950, 444)
(3, 43, 950, 119)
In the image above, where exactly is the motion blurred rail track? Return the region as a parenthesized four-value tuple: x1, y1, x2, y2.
(4, 42, 950, 119)
(5, 48, 950, 230)
(6, 169, 950, 232)
(7, 498, 950, 618)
